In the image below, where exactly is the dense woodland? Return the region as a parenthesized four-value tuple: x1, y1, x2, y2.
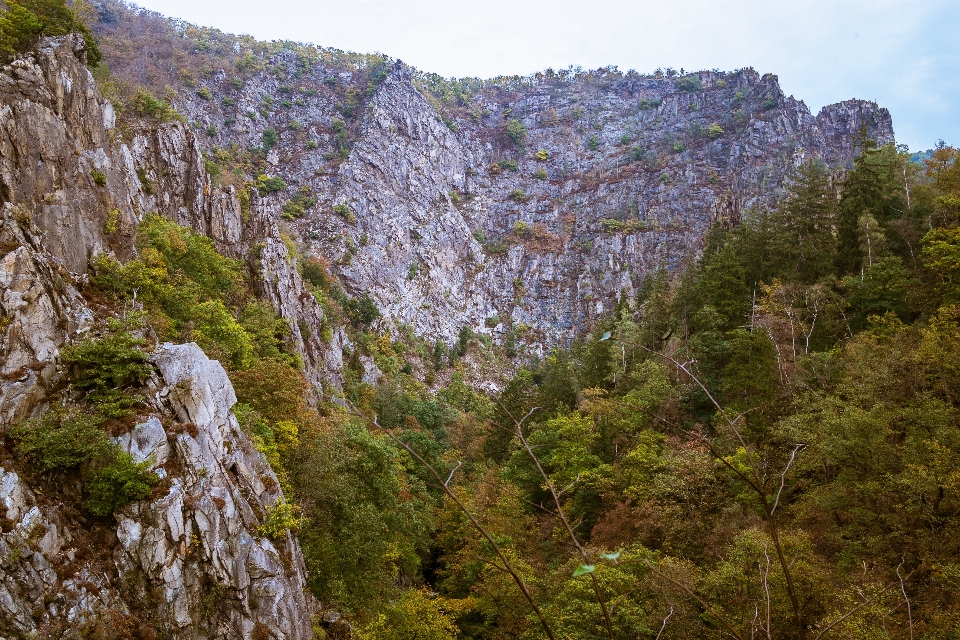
(3, 1, 960, 638)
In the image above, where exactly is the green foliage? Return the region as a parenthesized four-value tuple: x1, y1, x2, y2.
(90, 169, 106, 186)
(131, 89, 180, 122)
(671, 140, 684, 154)
(0, 0, 101, 65)
(85, 451, 158, 517)
(196, 86, 211, 100)
(508, 189, 526, 202)
(61, 321, 152, 417)
(587, 135, 600, 151)
(676, 74, 702, 92)
(534, 148, 549, 161)
(296, 418, 434, 613)
(255, 174, 286, 195)
(9, 409, 110, 472)
(333, 203, 356, 223)
(533, 168, 548, 180)
(10, 408, 157, 516)
(282, 186, 317, 220)
(257, 499, 301, 540)
(707, 122, 723, 138)
(497, 158, 518, 172)
(356, 589, 459, 640)
(262, 127, 279, 150)
(503, 118, 527, 146)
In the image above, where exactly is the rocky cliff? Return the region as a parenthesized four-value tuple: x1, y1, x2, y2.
(0, 36, 317, 638)
(0, 7, 897, 635)
(90, 4, 893, 351)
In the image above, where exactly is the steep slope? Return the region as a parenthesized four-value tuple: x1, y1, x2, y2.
(90, 4, 893, 351)
(0, 36, 317, 638)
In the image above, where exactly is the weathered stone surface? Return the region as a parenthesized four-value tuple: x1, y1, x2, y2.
(167, 53, 894, 353)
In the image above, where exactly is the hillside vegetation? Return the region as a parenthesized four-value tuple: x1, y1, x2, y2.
(1, 0, 959, 638)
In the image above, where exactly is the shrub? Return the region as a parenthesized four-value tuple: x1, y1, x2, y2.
(708, 122, 724, 139)
(62, 322, 152, 415)
(0, 0, 101, 65)
(9, 409, 110, 472)
(620, 133, 631, 145)
(513, 220, 529, 235)
(498, 158, 518, 171)
(534, 149, 549, 161)
(262, 128, 279, 151)
(627, 145, 645, 161)
(132, 90, 179, 122)
(672, 141, 685, 153)
(90, 169, 106, 187)
(716, 79, 727, 88)
(85, 451, 158, 516)
(196, 87, 211, 100)
(504, 118, 527, 146)
(733, 90, 745, 105)
(104, 208, 120, 235)
(255, 174, 286, 195)
(282, 186, 317, 220)
(764, 95, 777, 109)
(508, 189, 526, 202)
(258, 499, 301, 540)
(677, 74, 702, 92)
(534, 168, 548, 180)
(333, 203, 356, 223)
(485, 315, 500, 328)
(587, 135, 600, 151)
(355, 589, 459, 640)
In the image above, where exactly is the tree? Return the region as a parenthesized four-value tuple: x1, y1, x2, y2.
(0, 0, 101, 65)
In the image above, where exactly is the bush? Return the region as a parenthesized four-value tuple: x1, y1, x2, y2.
(355, 589, 459, 640)
(262, 128, 278, 150)
(9, 409, 110, 472)
(587, 135, 600, 151)
(508, 189, 526, 202)
(504, 118, 527, 146)
(256, 174, 286, 195)
(627, 145, 645, 161)
(0, 0, 101, 65)
(497, 158, 518, 172)
(258, 500, 301, 540)
(672, 141, 685, 153)
(132, 90, 180, 122)
(333, 203, 356, 223)
(620, 133, 631, 145)
(677, 74, 702, 92)
(534, 168, 548, 180)
(62, 325, 150, 393)
(196, 87, 211, 100)
(708, 122, 724, 139)
(534, 149, 549, 161)
(763, 95, 777, 109)
(90, 169, 106, 187)
(85, 451, 158, 517)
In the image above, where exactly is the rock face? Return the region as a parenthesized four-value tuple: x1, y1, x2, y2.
(154, 49, 894, 350)
(0, 38, 317, 638)
(0, 344, 316, 639)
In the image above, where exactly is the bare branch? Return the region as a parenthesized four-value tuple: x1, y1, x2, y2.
(655, 605, 675, 640)
(445, 460, 463, 487)
(772, 444, 805, 515)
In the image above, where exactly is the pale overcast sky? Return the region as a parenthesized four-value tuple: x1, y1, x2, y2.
(127, 0, 958, 151)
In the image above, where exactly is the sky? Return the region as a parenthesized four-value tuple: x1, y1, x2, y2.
(127, 0, 959, 152)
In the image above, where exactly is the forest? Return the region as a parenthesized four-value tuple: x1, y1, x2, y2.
(3, 0, 960, 637)
(70, 137, 960, 638)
